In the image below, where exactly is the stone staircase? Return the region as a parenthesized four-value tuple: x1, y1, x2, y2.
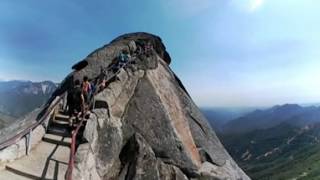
(47, 112, 71, 137)
(0, 111, 72, 180)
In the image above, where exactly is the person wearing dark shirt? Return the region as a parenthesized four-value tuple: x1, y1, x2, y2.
(68, 79, 84, 127)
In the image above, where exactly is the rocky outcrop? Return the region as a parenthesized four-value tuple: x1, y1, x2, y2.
(52, 32, 250, 180)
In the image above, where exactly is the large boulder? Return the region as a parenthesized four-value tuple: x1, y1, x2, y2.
(52, 32, 250, 180)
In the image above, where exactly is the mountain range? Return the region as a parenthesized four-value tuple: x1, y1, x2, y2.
(0, 80, 57, 119)
(201, 107, 257, 132)
(214, 104, 320, 180)
(222, 104, 320, 134)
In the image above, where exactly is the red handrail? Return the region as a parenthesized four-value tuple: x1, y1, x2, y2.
(66, 113, 86, 180)
(65, 61, 131, 180)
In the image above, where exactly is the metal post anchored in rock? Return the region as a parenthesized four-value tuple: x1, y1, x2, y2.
(26, 129, 32, 155)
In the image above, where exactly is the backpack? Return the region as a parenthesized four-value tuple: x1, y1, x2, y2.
(67, 89, 74, 106)
(71, 86, 82, 106)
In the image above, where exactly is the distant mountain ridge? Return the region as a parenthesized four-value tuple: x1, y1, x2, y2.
(0, 80, 57, 118)
(219, 104, 320, 179)
(222, 104, 320, 134)
(222, 121, 320, 179)
(201, 107, 256, 132)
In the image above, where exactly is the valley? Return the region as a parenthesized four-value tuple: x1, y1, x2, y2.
(0, 80, 56, 129)
(204, 104, 320, 180)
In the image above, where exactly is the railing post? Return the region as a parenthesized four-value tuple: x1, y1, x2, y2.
(26, 129, 32, 155)
(62, 92, 68, 112)
(92, 96, 96, 110)
(0, 93, 66, 156)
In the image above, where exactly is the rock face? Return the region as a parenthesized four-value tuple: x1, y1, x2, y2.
(52, 32, 250, 180)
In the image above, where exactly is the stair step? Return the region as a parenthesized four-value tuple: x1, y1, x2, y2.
(47, 126, 71, 137)
(42, 134, 71, 146)
(54, 113, 69, 121)
(58, 109, 67, 114)
(52, 119, 69, 125)
(55, 113, 69, 118)
(1, 140, 70, 180)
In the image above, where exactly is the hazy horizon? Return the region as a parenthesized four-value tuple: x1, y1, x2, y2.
(1, 0, 320, 107)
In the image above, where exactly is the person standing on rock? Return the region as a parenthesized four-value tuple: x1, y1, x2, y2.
(118, 49, 131, 69)
(144, 41, 153, 57)
(68, 79, 84, 127)
(88, 80, 96, 108)
(82, 76, 91, 107)
(96, 66, 108, 92)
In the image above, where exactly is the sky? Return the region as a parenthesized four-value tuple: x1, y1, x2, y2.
(0, 0, 320, 107)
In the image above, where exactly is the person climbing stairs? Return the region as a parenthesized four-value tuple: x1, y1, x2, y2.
(0, 52, 133, 180)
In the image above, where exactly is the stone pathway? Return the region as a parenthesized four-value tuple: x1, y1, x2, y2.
(0, 113, 71, 180)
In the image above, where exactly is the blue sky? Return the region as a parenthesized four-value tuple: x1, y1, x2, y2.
(0, 0, 320, 107)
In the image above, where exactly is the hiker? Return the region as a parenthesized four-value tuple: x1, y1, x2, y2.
(82, 76, 91, 107)
(144, 42, 153, 57)
(128, 40, 137, 54)
(90, 80, 97, 97)
(110, 58, 120, 73)
(89, 80, 96, 106)
(100, 66, 107, 78)
(96, 67, 108, 92)
(135, 39, 145, 55)
(68, 79, 84, 127)
(97, 78, 107, 93)
(118, 49, 131, 68)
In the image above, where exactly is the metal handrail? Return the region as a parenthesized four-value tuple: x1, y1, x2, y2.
(0, 94, 65, 150)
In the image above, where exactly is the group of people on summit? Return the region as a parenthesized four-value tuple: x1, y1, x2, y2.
(66, 41, 153, 127)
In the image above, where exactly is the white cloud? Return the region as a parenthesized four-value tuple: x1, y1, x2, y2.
(248, 0, 265, 12)
(230, 0, 265, 13)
